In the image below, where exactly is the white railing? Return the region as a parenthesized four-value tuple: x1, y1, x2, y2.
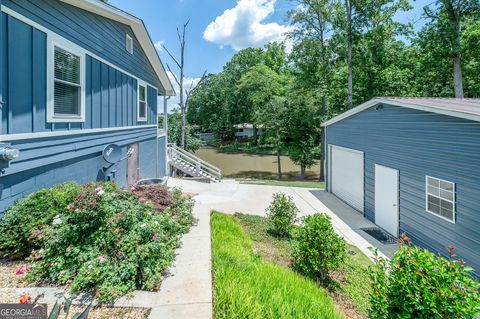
(167, 143, 222, 181)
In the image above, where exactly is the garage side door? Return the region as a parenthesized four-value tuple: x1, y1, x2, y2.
(330, 145, 364, 212)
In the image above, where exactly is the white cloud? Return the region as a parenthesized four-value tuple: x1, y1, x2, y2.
(203, 0, 293, 51)
(158, 71, 202, 113)
(154, 40, 164, 51)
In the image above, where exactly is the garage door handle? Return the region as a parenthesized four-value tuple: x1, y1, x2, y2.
(393, 204, 397, 207)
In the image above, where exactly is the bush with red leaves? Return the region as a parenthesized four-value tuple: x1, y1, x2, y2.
(132, 185, 174, 212)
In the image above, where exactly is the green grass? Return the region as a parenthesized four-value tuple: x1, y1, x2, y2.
(234, 213, 372, 317)
(212, 212, 343, 319)
(237, 179, 325, 189)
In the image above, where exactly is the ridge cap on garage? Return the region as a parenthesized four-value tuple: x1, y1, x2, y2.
(322, 97, 480, 127)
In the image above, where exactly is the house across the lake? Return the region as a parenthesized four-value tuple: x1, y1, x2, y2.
(0, 0, 175, 214)
(322, 97, 480, 274)
(234, 123, 264, 139)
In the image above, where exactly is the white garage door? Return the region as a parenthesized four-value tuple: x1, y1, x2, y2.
(330, 145, 364, 212)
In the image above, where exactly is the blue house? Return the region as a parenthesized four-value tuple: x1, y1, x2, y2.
(322, 97, 480, 273)
(0, 0, 175, 214)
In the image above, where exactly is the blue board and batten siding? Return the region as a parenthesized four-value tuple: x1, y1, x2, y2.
(2, 0, 162, 90)
(0, 1, 168, 215)
(325, 103, 480, 273)
(1, 11, 158, 134)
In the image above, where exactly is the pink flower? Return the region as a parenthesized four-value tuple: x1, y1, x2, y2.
(32, 252, 42, 261)
(130, 186, 136, 192)
(139, 197, 147, 204)
(152, 235, 159, 241)
(95, 186, 105, 195)
(97, 255, 105, 264)
(15, 265, 32, 275)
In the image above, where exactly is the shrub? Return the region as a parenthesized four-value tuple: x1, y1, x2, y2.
(0, 182, 79, 258)
(292, 213, 347, 283)
(266, 193, 298, 237)
(369, 235, 480, 319)
(0, 182, 194, 302)
(132, 185, 174, 211)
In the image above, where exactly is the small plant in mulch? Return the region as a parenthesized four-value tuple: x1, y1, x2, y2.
(0, 182, 194, 302)
(266, 193, 298, 238)
(292, 213, 347, 284)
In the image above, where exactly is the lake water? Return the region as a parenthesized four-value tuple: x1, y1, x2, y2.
(195, 147, 321, 180)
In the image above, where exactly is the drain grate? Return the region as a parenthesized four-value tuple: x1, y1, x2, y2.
(361, 227, 397, 245)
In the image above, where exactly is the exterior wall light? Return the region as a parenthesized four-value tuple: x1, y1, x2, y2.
(0, 145, 20, 161)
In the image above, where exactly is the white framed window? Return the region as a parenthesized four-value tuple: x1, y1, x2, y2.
(126, 34, 134, 54)
(426, 176, 456, 223)
(47, 36, 86, 123)
(137, 82, 148, 122)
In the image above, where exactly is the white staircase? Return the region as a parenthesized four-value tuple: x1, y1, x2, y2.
(167, 143, 222, 183)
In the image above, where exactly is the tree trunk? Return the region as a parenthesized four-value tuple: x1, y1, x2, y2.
(300, 164, 306, 180)
(276, 149, 282, 180)
(320, 96, 326, 182)
(253, 124, 258, 145)
(451, 22, 464, 98)
(320, 129, 325, 182)
(345, 0, 353, 108)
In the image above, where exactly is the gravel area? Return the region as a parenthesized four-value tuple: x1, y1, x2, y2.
(0, 259, 31, 288)
(0, 292, 150, 318)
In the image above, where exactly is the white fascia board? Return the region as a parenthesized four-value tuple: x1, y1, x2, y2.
(60, 0, 175, 96)
(321, 98, 480, 127)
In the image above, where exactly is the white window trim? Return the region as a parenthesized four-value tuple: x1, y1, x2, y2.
(47, 35, 86, 123)
(126, 33, 134, 54)
(137, 81, 148, 122)
(425, 175, 456, 224)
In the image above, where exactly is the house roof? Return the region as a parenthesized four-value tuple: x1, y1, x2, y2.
(60, 0, 175, 96)
(233, 123, 264, 129)
(322, 97, 480, 127)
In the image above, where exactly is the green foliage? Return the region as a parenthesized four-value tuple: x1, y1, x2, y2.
(266, 193, 299, 238)
(0, 182, 79, 258)
(168, 108, 203, 152)
(211, 212, 343, 319)
(0, 182, 194, 302)
(369, 236, 480, 319)
(292, 213, 347, 283)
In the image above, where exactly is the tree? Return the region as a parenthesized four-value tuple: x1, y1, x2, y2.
(167, 109, 203, 153)
(163, 20, 206, 149)
(423, 0, 479, 98)
(238, 64, 289, 179)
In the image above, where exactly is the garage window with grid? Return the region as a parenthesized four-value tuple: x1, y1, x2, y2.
(426, 176, 455, 223)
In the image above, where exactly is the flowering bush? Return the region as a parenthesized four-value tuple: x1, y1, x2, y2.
(369, 235, 480, 319)
(132, 185, 174, 211)
(0, 182, 194, 302)
(0, 182, 79, 258)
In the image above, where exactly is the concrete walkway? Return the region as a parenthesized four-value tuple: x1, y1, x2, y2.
(148, 178, 398, 318)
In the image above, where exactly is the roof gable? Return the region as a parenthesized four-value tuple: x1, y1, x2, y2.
(322, 98, 480, 127)
(60, 0, 175, 96)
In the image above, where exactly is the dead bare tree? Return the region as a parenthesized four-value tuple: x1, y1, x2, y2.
(162, 20, 207, 149)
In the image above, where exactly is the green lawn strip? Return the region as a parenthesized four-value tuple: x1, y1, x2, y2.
(235, 213, 371, 316)
(212, 212, 343, 319)
(236, 179, 325, 189)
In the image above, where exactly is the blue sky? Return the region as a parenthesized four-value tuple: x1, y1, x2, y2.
(109, 0, 432, 109)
